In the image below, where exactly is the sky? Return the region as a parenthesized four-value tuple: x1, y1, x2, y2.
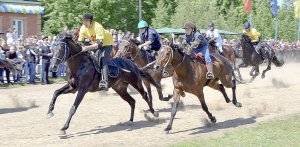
(278, 0, 283, 6)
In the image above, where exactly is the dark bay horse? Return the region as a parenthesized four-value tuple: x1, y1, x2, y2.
(154, 45, 242, 133)
(238, 34, 284, 82)
(48, 33, 160, 135)
(115, 39, 174, 102)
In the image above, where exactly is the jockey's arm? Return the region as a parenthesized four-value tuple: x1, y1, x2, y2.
(138, 40, 152, 49)
(191, 37, 201, 49)
(82, 42, 99, 51)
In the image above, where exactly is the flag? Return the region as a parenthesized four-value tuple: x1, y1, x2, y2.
(295, 0, 300, 18)
(271, 0, 278, 17)
(244, 0, 252, 14)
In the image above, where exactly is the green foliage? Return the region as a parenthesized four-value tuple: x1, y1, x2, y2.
(40, 0, 299, 41)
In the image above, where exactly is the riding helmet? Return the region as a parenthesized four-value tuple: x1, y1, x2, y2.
(244, 22, 251, 29)
(208, 22, 214, 27)
(82, 13, 93, 20)
(137, 20, 149, 29)
(183, 22, 196, 31)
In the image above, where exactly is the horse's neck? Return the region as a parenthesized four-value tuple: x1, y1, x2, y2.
(171, 51, 191, 76)
(135, 49, 150, 66)
(66, 43, 91, 73)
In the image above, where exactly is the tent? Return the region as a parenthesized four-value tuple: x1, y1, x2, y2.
(155, 27, 239, 35)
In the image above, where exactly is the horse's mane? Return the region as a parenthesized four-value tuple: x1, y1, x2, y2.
(129, 38, 141, 46)
(241, 34, 252, 44)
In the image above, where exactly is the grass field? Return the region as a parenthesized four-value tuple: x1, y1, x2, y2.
(171, 114, 300, 147)
(0, 77, 66, 89)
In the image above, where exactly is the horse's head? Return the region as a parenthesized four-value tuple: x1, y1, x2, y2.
(154, 45, 174, 74)
(240, 34, 252, 45)
(116, 39, 140, 59)
(50, 32, 75, 72)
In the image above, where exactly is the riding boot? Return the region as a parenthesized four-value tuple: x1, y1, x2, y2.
(260, 48, 268, 60)
(205, 64, 214, 79)
(99, 64, 108, 90)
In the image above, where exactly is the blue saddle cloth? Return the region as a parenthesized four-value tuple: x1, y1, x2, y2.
(92, 57, 138, 78)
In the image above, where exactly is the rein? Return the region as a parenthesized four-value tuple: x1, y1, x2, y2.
(52, 41, 83, 62)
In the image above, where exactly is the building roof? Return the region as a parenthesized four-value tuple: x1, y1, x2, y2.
(0, 0, 41, 6)
(0, 0, 44, 14)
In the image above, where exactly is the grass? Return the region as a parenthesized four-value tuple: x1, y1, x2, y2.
(0, 77, 66, 89)
(171, 114, 300, 147)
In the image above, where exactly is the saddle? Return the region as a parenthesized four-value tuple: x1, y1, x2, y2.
(191, 53, 217, 64)
(89, 53, 120, 78)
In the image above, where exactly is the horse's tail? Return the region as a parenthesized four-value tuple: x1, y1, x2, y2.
(265, 44, 284, 67)
(272, 55, 284, 67)
(138, 69, 161, 89)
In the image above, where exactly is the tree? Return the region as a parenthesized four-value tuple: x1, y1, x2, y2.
(277, 0, 297, 41)
(151, 0, 172, 28)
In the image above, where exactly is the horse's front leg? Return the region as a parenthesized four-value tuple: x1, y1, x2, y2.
(165, 88, 181, 134)
(47, 84, 76, 118)
(59, 88, 88, 135)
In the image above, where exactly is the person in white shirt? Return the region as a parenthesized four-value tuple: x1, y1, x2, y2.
(206, 22, 224, 56)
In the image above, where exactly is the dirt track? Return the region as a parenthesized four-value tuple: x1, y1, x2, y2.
(1, 62, 300, 147)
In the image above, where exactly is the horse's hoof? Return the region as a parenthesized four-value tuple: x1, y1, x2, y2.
(211, 116, 217, 123)
(234, 102, 242, 108)
(164, 128, 170, 134)
(121, 121, 134, 126)
(261, 75, 265, 79)
(153, 111, 159, 117)
(180, 92, 185, 97)
(47, 112, 54, 118)
(59, 130, 66, 136)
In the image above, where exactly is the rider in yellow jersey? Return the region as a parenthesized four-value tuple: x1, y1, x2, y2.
(243, 22, 268, 59)
(78, 13, 113, 90)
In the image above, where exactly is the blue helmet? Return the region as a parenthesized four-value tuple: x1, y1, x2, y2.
(244, 22, 251, 29)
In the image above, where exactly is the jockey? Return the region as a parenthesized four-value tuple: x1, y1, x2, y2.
(206, 22, 224, 56)
(137, 20, 161, 57)
(78, 12, 113, 90)
(243, 22, 267, 59)
(183, 22, 214, 79)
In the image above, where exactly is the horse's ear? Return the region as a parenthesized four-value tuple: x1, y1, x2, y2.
(63, 31, 73, 39)
(169, 37, 174, 46)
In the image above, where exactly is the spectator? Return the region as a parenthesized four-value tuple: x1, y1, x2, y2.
(39, 36, 52, 84)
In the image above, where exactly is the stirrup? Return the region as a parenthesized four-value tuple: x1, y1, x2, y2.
(99, 80, 108, 89)
(206, 72, 214, 79)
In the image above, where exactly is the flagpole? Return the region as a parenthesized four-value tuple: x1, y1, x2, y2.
(298, 18, 300, 40)
(249, 13, 252, 26)
(275, 16, 278, 40)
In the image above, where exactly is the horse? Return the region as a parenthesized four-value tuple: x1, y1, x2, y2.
(47, 32, 160, 135)
(0, 54, 24, 75)
(153, 45, 242, 134)
(207, 39, 244, 82)
(115, 39, 174, 102)
(237, 34, 284, 82)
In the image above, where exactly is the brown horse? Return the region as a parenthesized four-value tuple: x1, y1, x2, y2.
(207, 39, 244, 82)
(48, 33, 160, 135)
(153, 45, 242, 133)
(115, 39, 174, 102)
